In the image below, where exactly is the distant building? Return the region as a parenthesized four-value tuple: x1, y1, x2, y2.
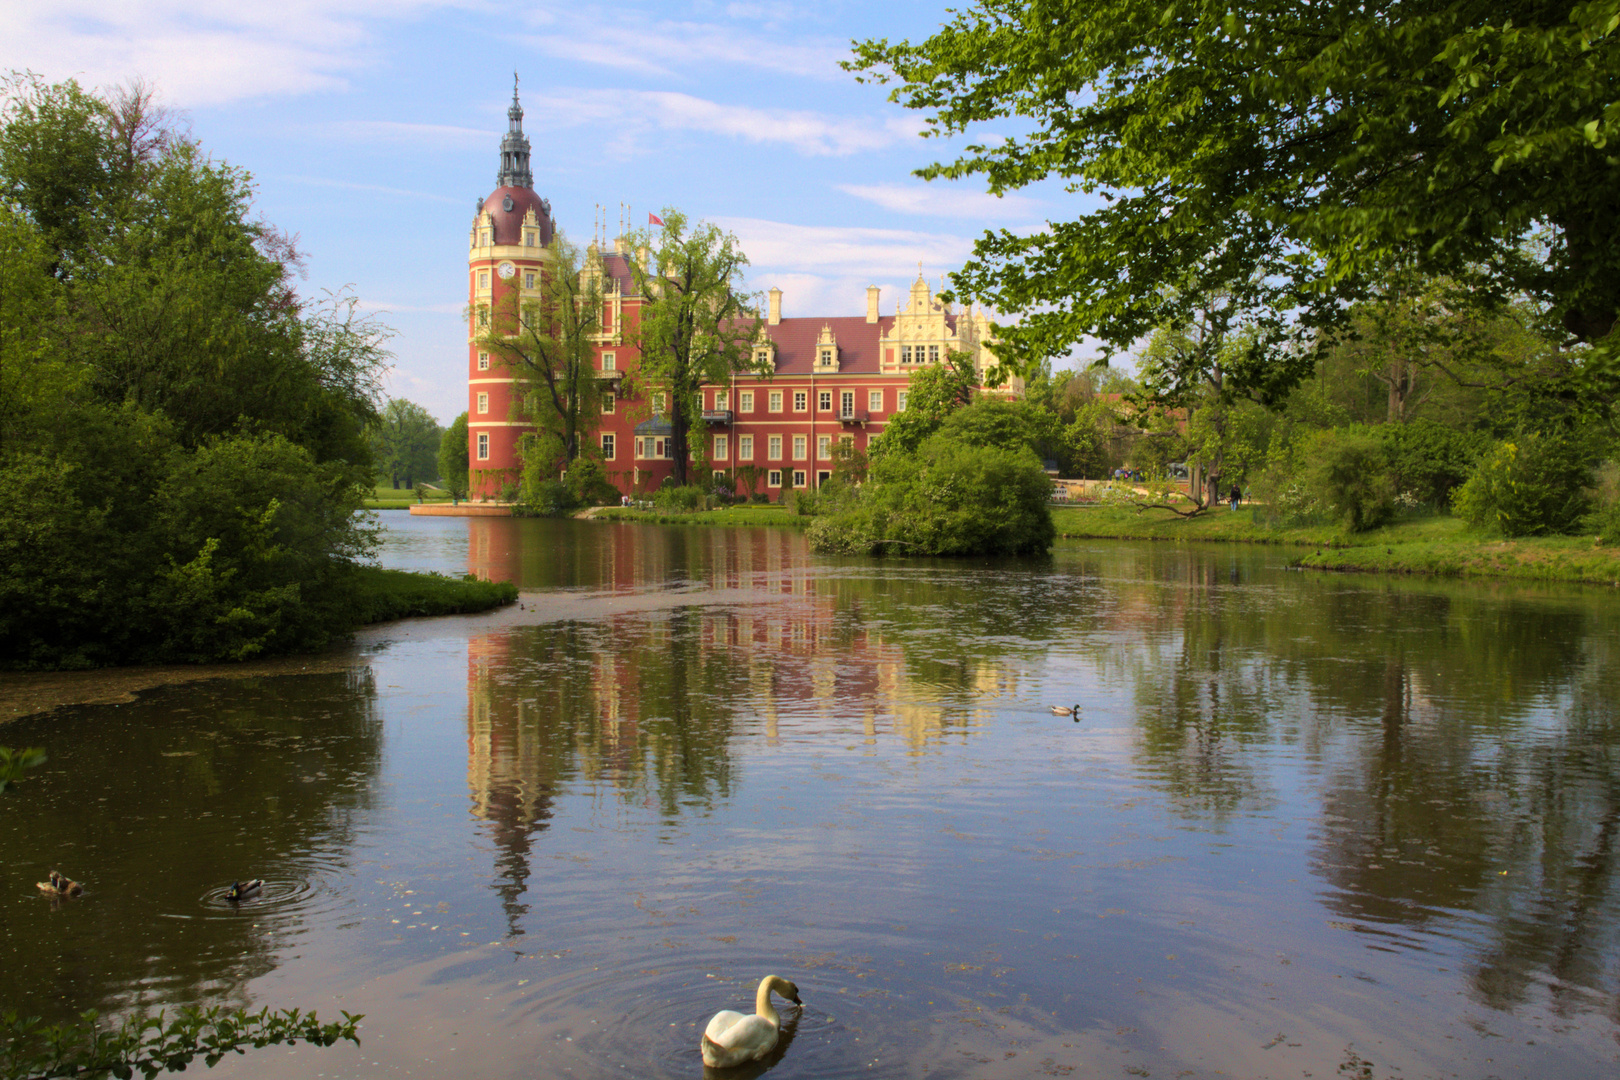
(466, 83, 1017, 501)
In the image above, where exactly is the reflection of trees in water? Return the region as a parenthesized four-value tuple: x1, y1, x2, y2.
(0, 670, 383, 1026)
(1063, 543, 1620, 1018)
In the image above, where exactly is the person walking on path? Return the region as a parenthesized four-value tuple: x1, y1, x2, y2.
(1229, 483, 1242, 511)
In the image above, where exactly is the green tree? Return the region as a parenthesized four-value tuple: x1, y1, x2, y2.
(626, 210, 763, 486)
(474, 235, 605, 476)
(849, 1, 1620, 384)
(370, 398, 441, 488)
(438, 412, 469, 501)
(869, 348, 977, 458)
(808, 433, 1055, 556)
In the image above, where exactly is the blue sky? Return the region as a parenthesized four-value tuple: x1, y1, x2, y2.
(6, 0, 1094, 425)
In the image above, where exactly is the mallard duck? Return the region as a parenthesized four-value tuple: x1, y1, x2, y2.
(225, 879, 263, 902)
(1049, 704, 1079, 717)
(36, 870, 83, 897)
(700, 976, 802, 1069)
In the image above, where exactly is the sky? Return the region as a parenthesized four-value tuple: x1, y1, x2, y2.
(4, 0, 1100, 425)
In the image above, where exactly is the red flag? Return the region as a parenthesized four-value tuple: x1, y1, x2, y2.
(648, 212, 665, 226)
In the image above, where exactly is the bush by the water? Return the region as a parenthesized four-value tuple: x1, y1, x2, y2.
(1304, 428, 1397, 532)
(1453, 430, 1596, 537)
(0, 78, 390, 668)
(807, 434, 1055, 556)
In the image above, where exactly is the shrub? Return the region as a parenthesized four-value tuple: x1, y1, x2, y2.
(564, 455, 619, 506)
(1304, 428, 1396, 532)
(1453, 430, 1596, 536)
(1380, 419, 1487, 508)
(652, 484, 706, 513)
(808, 433, 1055, 556)
(523, 479, 576, 517)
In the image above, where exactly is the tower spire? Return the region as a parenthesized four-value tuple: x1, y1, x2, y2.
(497, 75, 533, 189)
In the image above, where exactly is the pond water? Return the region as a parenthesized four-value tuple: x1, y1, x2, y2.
(3, 515, 1619, 1079)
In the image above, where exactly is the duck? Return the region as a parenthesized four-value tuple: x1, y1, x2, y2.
(36, 870, 83, 898)
(1049, 704, 1080, 717)
(700, 975, 802, 1069)
(225, 879, 263, 902)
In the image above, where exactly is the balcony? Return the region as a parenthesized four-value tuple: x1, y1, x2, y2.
(701, 409, 734, 425)
(838, 409, 868, 425)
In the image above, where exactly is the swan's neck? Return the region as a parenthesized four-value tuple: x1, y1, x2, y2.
(754, 977, 781, 1025)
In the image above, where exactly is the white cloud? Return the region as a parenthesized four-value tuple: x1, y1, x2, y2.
(283, 174, 466, 204)
(717, 217, 975, 281)
(320, 120, 496, 146)
(838, 183, 1043, 222)
(521, 13, 845, 81)
(527, 89, 920, 158)
(0, 1, 461, 106)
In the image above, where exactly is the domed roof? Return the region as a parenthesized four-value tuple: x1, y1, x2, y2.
(479, 186, 553, 247)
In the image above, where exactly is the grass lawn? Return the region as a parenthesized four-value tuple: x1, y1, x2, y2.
(1052, 502, 1620, 586)
(587, 503, 808, 528)
(363, 482, 456, 510)
(350, 566, 517, 623)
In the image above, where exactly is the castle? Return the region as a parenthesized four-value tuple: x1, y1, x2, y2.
(465, 83, 1013, 501)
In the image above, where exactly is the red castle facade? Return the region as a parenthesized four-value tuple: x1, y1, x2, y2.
(466, 86, 1014, 502)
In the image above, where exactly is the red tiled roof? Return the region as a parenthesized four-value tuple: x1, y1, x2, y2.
(761, 314, 960, 375)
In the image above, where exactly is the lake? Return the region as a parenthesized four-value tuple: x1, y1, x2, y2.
(3, 514, 1618, 1079)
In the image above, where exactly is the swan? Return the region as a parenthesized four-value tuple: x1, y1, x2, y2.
(700, 975, 801, 1069)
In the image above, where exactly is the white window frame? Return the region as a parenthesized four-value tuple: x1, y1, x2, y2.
(477, 392, 489, 415)
(740, 390, 754, 413)
(929, 345, 940, 363)
(602, 433, 616, 460)
(841, 390, 855, 416)
(818, 390, 832, 411)
(603, 392, 615, 414)
(793, 390, 808, 412)
(523, 271, 535, 288)
(792, 469, 806, 488)
(602, 351, 616, 371)
(478, 270, 489, 289)
(714, 434, 729, 460)
(738, 435, 754, 460)
(817, 435, 831, 460)
(792, 434, 807, 461)
(768, 469, 782, 487)
(901, 344, 911, 363)
(769, 390, 784, 413)
(868, 389, 882, 411)
(652, 392, 666, 415)
(768, 435, 783, 461)
(477, 351, 490, 370)
(476, 432, 489, 460)
(897, 391, 909, 411)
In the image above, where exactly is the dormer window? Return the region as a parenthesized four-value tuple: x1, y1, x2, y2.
(819, 349, 834, 366)
(525, 230, 537, 247)
(480, 231, 490, 246)
(755, 349, 771, 365)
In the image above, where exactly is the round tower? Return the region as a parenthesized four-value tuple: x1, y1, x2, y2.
(468, 76, 555, 500)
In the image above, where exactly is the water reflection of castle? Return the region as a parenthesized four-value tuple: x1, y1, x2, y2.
(460, 520, 1023, 919)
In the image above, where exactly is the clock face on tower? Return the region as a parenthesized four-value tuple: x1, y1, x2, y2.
(497, 261, 516, 279)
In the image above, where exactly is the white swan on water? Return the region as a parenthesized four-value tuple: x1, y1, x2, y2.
(700, 975, 801, 1068)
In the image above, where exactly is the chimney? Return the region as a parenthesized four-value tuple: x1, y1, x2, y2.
(768, 287, 782, 326)
(866, 285, 880, 323)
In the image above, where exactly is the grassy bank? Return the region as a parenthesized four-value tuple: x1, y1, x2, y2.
(363, 483, 456, 510)
(1053, 503, 1620, 586)
(350, 567, 518, 623)
(588, 504, 808, 528)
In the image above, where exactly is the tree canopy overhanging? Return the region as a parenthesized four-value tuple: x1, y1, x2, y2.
(848, 0, 1620, 382)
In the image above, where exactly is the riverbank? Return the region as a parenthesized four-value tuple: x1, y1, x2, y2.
(586, 504, 808, 527)
(1052, 504, 1620, 586)
(350, 566, 518, 622)
(0, 569, 516, 722)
